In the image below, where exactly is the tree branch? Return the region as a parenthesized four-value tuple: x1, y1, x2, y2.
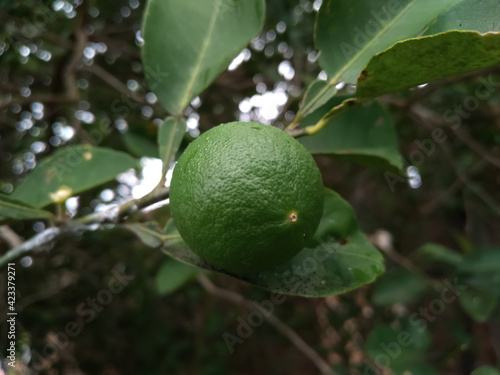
(0, 225, 23, 248)
(0, 187, 170, 268)
(197, 275, 336, 375)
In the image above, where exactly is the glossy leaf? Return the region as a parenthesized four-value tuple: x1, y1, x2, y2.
(160, 188, 385, 297)
(372, 269, 429, 306)
(156, 258, 199, 295)
(158, 117, 186, 172)
(123, 132, 159, 159)
(315, 0, 461, 85)
(297, 79, 338, 119)
(425, 0, 500, 35)
(458, 286, 498, 322)
(11, 146, 138, 208)
(142, 0, 265, 115)
(416, 243, 463, 266)
(298, 97, 404, 173)
(0, 194, 54, 220)
(472, 366, 500, 375)
(357, 31, 500, 98)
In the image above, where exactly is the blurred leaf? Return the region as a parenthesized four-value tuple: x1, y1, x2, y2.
(426, 0, 500, 34)
(365, 322, 434, 375)
(458, 286, 498, 322)
(357, 31, 500, 98)
(372, 269, 429, 306)
(458, 248, 500, 274)
(390, 361, 438, 375)
(161, 189, 385, 297)
(123, 132, 159, 158)
(11, 146, 138, 208)
(298, 97, 404, 173)
(158, 117, 186, 172)
(297, 79, 338, 119)
(122, 222, 166, 248)
(156, 258, 199, 295)
(472, 366, 500, 375)
(0, 194, 54, 220)
(142, 0, 265, 115)
(416, 243, 463, 266)
(315, 0, 461, 84)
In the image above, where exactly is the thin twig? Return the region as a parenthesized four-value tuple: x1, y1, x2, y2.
(197, 275, 336, 375)
(0, 226, 23, 248)
(286, 98, 358, 138)
(0, 187, 169, 268)
(0, 227, 62, 268)
(82, 64, 134, 99)
(410, 104, 500, 215)
(420, 159, 488, 215)
(411, 104, 500, 170)
(452, 129, 500, 169)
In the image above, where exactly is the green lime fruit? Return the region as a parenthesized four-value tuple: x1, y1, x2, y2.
(169, 121, 324, 275)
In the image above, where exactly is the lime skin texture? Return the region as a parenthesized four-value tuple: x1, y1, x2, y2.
(169, 121, 324, 275)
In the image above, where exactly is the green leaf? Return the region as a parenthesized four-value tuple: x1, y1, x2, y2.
(457, 249, 500, 298)
(315, 0, 461, 85)
(123, 132, 159, 159)
(123, 222, 166, 248)
(297, 79, 338, 120)
(472, 366, 500, 375)
(0, 194, 54, 220)
(158, 117, 186, 172)
(365, 322, 434, 375)
(458, 286, 498, 322)
(313, 189, 358, 241)
(390, 361, 438, 375)
(458, 248, 500, 275)
(142, 0, 265, 115)
(156, 258, 199, 295)
(372, 269, 429, 306)
(160, 188, 385, 297)
(11, 146, 138, 208)
(357, 31, 500, 99)
(425, 0, 500, 35)
(416, 243, 463, 266)
(298, 97, 404, 173)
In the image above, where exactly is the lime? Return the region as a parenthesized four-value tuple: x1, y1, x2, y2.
(169, 121, 324, 275)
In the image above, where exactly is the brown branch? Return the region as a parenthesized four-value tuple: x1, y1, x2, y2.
(82, 64, 134, 99)
(197, 275, 336, 375)
(82, 64, 168, 116)
(420, 159, 488, 215)
(0, 226, 23, 248)
(452, 129, 500, 169)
